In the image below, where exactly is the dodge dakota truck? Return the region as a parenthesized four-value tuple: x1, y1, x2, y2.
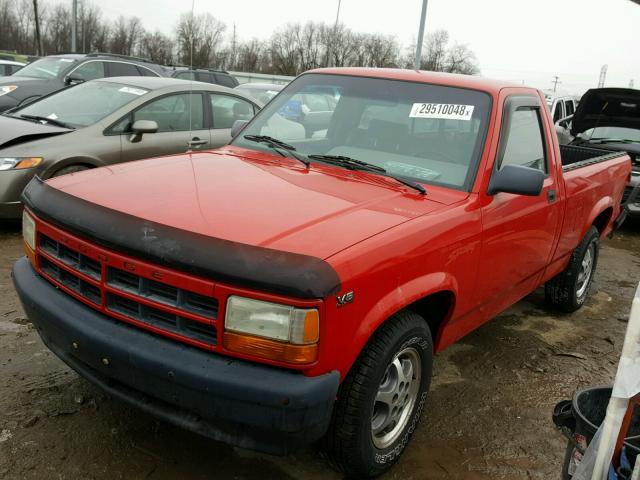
(12, 68, 632, 478)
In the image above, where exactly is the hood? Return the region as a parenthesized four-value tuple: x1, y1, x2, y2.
(571, 88, 640, 136)
(0, 115, 72, 150)
(44, 147, 461, 260)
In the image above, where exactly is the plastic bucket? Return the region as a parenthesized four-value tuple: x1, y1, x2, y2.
(553, 386, 639, 479)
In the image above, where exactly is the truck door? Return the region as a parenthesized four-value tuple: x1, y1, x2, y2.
(478, 95, 562, 313)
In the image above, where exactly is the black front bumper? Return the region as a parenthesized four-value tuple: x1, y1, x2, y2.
(12, 257, 339, 454)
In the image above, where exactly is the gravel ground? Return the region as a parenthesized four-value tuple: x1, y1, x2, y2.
(0, 219, 638, 480)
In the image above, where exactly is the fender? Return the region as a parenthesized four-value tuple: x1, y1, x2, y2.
(343, 272, 458, 376)
(584, 195, 613, 238)
(42, 156, 106, 178)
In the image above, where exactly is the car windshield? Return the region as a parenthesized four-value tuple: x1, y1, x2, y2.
(13, 57, 77, 79)
(232, 73, 492, 190)
(236, 85, 283, 104)
(14, 81, 149, 128)
(581, 126, 640, 142)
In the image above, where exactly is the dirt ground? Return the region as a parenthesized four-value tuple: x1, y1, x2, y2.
(0, 220, 639, 480)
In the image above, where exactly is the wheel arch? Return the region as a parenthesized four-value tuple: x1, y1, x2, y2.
(584, 197, 614, 238)
(343, 273, 457, 378)
(42, 156, 105, 178)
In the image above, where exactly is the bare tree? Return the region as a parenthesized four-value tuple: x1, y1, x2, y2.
(175, 12, 226, 67)
(139, 31, 173, 65)
(410, 29, 479, 75)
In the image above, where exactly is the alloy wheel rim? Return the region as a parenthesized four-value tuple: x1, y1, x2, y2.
(576, 243, 595, 299)
(371, 347, 421, 449)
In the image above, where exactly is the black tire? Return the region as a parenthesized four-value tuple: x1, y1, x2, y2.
(545, 226, 600, 313)
(322, 310, 433, 478)
(52, 164, 90, 177)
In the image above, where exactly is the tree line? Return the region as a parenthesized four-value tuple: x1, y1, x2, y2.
(0, 0, 480, 75)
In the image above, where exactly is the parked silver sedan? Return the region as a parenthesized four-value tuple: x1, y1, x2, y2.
(0, 76, 261, 218)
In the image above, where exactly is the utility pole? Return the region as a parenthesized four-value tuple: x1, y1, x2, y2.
(71, 0, 78, 52)
(414, 0, 429, 70)
(551, 75, 561, 92)
(329, 0, 342, 67)
(598, 65, 607, 88)
(629, 79, 634, 89)
(32, 0, 43, 56)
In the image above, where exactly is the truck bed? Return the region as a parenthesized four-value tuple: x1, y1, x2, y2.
(560, 144, 628, 171)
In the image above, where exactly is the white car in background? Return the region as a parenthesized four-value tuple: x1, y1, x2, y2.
(0, 60, 26, 76)
(545, 92, 580, 124)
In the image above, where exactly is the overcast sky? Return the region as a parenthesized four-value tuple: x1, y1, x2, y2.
(96, 0, 640, 94)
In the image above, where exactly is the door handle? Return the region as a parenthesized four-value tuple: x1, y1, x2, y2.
(547, 189, 557, 203)
(188, 138, 208, 147)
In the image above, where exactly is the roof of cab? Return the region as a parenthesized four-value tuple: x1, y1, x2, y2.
(306, 67, 526, 95)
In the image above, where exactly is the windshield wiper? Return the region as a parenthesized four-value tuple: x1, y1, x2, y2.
(243, 135, 309, 167)
(19, 114, 74, 129)
(308, 154, 426, 195)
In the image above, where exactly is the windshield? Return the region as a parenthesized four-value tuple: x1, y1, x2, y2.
(232, 74, 491, 190)
(236, 85, 283, 104)
(580, 126, 640, 142)
(14, 81, 149, 128)
(13, 57, 77, 79)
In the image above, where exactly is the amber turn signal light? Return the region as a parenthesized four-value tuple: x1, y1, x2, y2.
(223, 332, 318, 365)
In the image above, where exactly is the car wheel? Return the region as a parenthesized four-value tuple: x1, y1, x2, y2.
(322, 310, 433, 478)
(545, 226, 599, 313)
(52, 165, 91, 177)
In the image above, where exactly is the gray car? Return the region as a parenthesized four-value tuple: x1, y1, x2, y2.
(0, 76, 261, 218)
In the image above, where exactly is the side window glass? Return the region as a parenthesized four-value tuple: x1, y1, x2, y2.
(197, 72, 213, 83)
(210, 94, 254, 129)
(216, 74, 237, 88)
(553, 101, 564, 122)
(500, 108, 547, 173)
(110, 115, 132, 134)
(177, 71, 197, 80)
(73, 61, 105, 81)
(108, 62, 140, 77)
(565, 100, 575, 116)
(134, 94, 204, 132)
(137, 66, 157, 77)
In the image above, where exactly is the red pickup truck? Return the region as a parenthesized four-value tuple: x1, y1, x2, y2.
(13, 68, 631, 477)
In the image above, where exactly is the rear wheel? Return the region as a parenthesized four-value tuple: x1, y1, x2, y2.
(545, 226, 599, 312)
(322, 311, 433, 478)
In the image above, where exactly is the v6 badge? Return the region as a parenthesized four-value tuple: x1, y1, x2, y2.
(336, 291, 354, 307)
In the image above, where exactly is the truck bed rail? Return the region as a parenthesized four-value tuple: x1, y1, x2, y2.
(561, 144, 627, 172)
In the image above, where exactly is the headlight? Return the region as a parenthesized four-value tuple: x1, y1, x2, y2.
(224, 296, 319, 364)
(22, 210, 36, 251)
(0, 85, 18, 97)
(0, 157, 43, 171)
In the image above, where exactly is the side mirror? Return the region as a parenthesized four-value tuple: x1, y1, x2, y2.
(129, 120, 158, 143)
(231, 119, 249, 139)
(487, 164, 544, 196)
(64, 73, 85, 86)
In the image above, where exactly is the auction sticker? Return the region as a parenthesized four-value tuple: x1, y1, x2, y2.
(410, 103, 474, 121)
(119, 87, 148, 96)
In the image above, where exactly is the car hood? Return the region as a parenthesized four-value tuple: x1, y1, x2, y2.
(0, 115, 72, 149)
(571, 88, 640, 136)
(45, 147, 463, 260)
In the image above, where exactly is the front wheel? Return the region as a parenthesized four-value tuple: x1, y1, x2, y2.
(545, 226, 600, 313)
(322, 311, 433, 478)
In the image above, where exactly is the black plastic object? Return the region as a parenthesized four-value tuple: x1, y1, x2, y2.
(21, 177, 341, 299)
(553, 386, 639, 479)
